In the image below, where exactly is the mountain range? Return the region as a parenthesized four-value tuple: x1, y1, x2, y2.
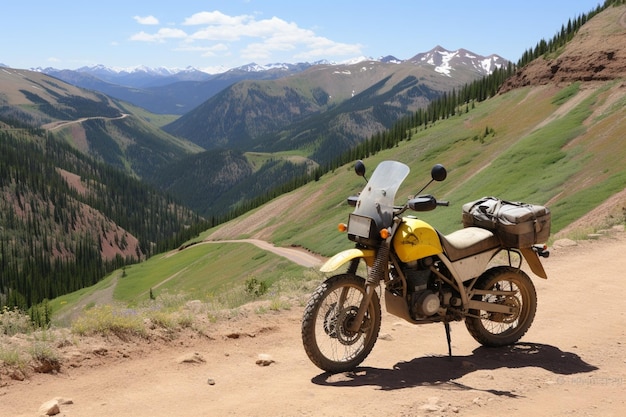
(0, 45, 507, 218)
(35, 46, 506, 115)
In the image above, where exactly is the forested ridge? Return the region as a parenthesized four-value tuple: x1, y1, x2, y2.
(0, 128, 208, 317)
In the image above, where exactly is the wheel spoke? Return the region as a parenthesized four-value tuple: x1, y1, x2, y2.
(479, 280, 523, 334)
(465, 267, 537, 347)
(302, 274, 382, 372)
(315, 286, 367, 362)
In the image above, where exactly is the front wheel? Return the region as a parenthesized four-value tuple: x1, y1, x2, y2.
(301, 274, 381, 373)
(465, 266, 537, 347)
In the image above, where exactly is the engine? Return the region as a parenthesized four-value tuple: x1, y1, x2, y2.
(402, 258, 451, 320)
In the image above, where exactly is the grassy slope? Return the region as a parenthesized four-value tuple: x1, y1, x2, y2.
(50, 241, 309, 317)
(114, 242, 304, 303)
(209, 80, 625, 243)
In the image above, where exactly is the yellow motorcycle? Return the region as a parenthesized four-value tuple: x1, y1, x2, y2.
(301, 160, 550, 373)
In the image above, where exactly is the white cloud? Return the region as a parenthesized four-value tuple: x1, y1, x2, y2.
(175, 43, 230, 57)
(129, 10, 362, 64)
(189, 25, 243, 42)
(130, 28, 188, 43)
(182, 11, 251, 26)
(295, 40, 363, 60)
(133, 15, 159, 25)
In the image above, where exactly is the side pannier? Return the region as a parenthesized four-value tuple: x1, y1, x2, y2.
(462, 196, 551, 248)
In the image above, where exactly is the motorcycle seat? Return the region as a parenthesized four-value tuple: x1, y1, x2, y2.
(439, 227, 501, 261)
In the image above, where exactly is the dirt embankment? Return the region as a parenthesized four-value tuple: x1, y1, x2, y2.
(500, 7, 626, 93)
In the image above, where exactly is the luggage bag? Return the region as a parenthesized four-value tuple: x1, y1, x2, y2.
(462, 196, 551, 248)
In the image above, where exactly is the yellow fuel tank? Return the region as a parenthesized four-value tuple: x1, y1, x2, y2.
(393, 217, 443, 262)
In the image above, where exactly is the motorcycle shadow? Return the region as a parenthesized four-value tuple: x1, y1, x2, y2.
(311, 342, 598, 394)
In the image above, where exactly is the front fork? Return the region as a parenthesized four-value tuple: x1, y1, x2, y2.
(346, 240, 390, 333)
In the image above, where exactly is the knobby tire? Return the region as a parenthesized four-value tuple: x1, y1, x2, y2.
(301, 274, 381, 373)
(465, 266, 537, 347)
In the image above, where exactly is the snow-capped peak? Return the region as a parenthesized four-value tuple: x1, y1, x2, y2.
(409, 46, 504, 77)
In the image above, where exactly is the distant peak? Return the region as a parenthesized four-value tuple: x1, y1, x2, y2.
(32, 45, 507, 81)
(379, 55, 402, 64)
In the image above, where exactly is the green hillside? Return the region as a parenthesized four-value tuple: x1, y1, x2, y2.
(207, 81, 626, 248)
(0, 67, 203, 180)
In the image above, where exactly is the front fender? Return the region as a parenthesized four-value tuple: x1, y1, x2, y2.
(320, 248, 376, 273)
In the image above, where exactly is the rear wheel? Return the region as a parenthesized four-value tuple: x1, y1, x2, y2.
(301, 274, 381, 373)
(465, 267, 537, 347)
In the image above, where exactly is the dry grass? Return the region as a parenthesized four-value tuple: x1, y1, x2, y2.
(0, 270, 324, 381)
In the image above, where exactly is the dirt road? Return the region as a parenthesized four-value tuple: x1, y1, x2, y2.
(42, 113, 128, 131)
(202, 239, 325, 268)
(1, 232, 625, 417)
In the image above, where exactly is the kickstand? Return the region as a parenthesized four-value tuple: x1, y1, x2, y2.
(444, 322, 452, 358)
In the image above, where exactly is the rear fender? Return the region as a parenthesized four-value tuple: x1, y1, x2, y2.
(320, 248, 376, 273)
(520, 247, 548, 279)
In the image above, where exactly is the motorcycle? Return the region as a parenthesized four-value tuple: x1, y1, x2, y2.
(301, 160, 550, 373)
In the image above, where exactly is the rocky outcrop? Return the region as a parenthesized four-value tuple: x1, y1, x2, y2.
(500, 6, 626, 92)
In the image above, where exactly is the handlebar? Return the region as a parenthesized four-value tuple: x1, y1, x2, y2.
(348, 195, 449, 211)
(407, 195, 449, 212)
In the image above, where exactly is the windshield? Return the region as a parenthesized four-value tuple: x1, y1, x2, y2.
(353, 160, 410, 229)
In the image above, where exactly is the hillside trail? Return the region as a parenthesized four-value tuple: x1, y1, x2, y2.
(53, 274, 119, 327)
(51, 240, 321, 326)
(199, 238, 325, 268)
(41, 113, 129, 131)
(2, 231, 626, 416)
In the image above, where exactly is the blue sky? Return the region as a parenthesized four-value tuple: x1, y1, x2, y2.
(2, 0, 602, 73)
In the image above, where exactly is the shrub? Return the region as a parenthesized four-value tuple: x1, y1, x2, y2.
(71, 304, 146, 339)
(0, 346, 26, 369)
(29, 341, 61, 373)
(244, 277, 268, 297)
(0, 307, 33, 336)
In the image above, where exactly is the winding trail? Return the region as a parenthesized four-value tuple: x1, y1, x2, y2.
(200, 239, 325, 268)
(42, 113, 129, 131)
(64, 239, 325, 320)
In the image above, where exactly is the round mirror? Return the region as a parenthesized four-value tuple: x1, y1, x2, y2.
(354, 160, 366, 177)
(431, 164, 447, 181)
